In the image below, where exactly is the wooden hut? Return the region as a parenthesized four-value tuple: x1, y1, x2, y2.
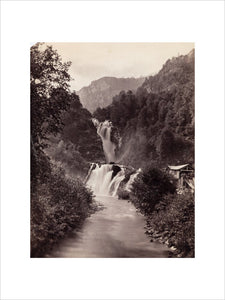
(167, 164, 194, 191)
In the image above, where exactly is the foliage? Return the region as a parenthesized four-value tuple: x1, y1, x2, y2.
(31, 43, 72, 146)
(131, 167, 176, 214)
(147, 192, 195, 257)
(45, 138, 91, 180)
(31, 43, 73, 184)
(61, 100, 104, 163)
(31, 164, 95, 257)
(45, 96, 104, 179)
(129, 166, 194, 257)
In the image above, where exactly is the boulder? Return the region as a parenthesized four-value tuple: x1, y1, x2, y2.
(111, 165, 121, 179)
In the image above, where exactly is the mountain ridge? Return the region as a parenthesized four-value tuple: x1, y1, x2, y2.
(77, 76, 146, 113)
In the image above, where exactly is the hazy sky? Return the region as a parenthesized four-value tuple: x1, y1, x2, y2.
(48, 43, 194, 91)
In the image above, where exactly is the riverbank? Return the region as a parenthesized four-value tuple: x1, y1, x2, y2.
(146, 192, 195, 258)
(31, 165, 97, 258)
(144, 224, 187, 258)
(129, 191, 195, 258)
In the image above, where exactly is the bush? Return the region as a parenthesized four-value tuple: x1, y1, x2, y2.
(148, 192, 195, 257)
(131, 167, 176, 214)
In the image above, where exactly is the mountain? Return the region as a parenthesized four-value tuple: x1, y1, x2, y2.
(77, 76, 145, 113)
(93, 49, 195, 169)
(142, 49, 194, 93)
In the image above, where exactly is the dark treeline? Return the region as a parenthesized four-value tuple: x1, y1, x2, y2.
(30, 43, 102, 257)
(93, 50, 194, 169)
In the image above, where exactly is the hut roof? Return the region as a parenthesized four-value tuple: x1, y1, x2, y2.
(168, 164, 189, 170)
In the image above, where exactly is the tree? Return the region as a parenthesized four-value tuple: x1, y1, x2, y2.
(30, 43, 73, 183)
(31, 43, 72, 147)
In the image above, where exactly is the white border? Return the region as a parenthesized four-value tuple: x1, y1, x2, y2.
(1, 1, 224, 300)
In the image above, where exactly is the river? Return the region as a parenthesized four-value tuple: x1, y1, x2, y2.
(46, 195, 169, 258)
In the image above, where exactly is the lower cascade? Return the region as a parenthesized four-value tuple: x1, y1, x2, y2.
(87, 164, 125, 196)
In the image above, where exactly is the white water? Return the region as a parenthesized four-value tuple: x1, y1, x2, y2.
(92, 119, 116, 163)
(88, 119, 125, 196)
(109, 169, 125, 196)
(89, 119, 140, 197)
(87, 164, 125, 196)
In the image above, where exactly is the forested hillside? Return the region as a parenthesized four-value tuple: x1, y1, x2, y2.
(78, 76, 145, 113)
(93, 49, 195, 169)
(45, 94, 104, 178)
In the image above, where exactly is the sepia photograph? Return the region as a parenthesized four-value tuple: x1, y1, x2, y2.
(31, 42, 195, 258)
(1, 1, 224, 299)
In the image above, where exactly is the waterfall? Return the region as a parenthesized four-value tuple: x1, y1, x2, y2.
(87, 119, 125, 197)
(87, 164, 125, 196)
(92, 119, 116, 163)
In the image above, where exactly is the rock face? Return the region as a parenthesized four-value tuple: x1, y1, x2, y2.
(111, 164, 121, 179)
(77, 76, 145, 113)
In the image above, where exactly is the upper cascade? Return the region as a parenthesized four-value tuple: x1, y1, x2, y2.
(92, 119, 117, 163)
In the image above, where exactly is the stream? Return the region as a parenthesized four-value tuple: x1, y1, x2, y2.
(46, 195, 169, 258)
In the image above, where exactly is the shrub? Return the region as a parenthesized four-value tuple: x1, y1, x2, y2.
(131, 167, 176, 214)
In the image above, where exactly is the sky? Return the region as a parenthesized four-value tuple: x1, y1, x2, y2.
(48, 43, 194, 91)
